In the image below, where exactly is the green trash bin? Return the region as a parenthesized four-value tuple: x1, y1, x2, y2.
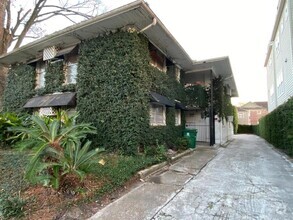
(183, 129, 198, 148)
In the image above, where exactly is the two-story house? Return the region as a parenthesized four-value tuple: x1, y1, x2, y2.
(265, 0, 293, 112)
(237, 102, 268, 125)
(0, 0, 238, 150)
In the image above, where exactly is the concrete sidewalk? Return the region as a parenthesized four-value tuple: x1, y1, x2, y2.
(89, 145, 219, 220)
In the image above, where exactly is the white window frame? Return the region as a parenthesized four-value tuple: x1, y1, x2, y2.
(284, 4, 288, 21)
(238, 113, 244, 119)
(275, 32, 280, 55)
(36, 63, 46, 89)
(150, 103, 166, 126)
(175, 109, 181, 126)
(269, 84, 274, 96)
(280, 19, 284, 33)
(65, 62, 78, 84)
(175, 66, 181, 82)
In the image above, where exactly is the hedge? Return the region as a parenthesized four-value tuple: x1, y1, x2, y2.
(257, 97, 293, 156)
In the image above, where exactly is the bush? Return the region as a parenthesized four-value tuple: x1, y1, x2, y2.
(237, 125, 258, 134)
(144, 144, 167, 162)
(0, 112, 27, 148)
(175, 137, 189, 151)
(12, 111, 103, 189)
(258, 98, 293, 156)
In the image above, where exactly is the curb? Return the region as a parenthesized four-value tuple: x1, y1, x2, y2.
(138, 148, 195, 179)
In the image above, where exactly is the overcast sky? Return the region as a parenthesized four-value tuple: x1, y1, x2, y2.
(103, 0, 279, 105)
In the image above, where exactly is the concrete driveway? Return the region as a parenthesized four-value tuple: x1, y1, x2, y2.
(153, 134, 293, 219)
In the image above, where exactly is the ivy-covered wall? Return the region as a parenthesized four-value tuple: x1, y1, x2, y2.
(3, 65, 35, 112)
(3, 59, 76, 112)
(77, 31, 186, 153)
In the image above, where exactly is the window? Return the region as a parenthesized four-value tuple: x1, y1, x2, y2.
(175, 66, 181, 82)
(275, 32, 280, 55)
(277, 69, 284, 96)
(276, 69, 283, 86)
(269, 84, 274, 96)
(65, 62, 78, 84)
(175, 109, 181, 126)
(280, 17, 284, 33)
(150, 103, 166, 126)
(284, 4, 288, 21)
(36, 62, 46, 89)
(238, 113, 244, 119)
(149, 43, 166, 72)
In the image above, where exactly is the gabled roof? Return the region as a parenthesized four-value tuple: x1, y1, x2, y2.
(185, 57, 238, 97)
(238, 101, 268, 110)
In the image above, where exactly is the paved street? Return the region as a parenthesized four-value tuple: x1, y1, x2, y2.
(153, 135, 293, 220)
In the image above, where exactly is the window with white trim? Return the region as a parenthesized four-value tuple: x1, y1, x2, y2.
(269, 84, 274, 96)
(275, 32, 280, 55)
(65, 62, 78, 84)
(238, 113, 244, 119)
(150, 103, 166, 126)
(175, 66, 181, 82)
(280, 17, 284, 33)
(175, 109, 181, 126)
(276, 70, 283, 86)
(284, 4, 288, 21)
(36, 62, 46, 89)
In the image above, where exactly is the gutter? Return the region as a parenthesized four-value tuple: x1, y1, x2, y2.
(138, 18, 157, 33)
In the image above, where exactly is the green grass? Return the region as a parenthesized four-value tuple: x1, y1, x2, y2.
(89, 154, 161, 198)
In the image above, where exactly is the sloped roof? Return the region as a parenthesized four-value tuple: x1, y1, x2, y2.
(238, 101, 268, 110)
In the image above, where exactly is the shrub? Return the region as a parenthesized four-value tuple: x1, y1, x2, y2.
(0, 112, 27, 148)
(13, 111, 103, 189)
(144, 143, 167, 162)
(258, 98, 293, 156)
(175, 137, 189, 151)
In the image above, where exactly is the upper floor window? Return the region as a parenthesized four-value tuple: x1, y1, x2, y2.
(175, 66, 181, 82)
(36, 62, 46, 89)
(269, 84, 274, 96)
(65, 62, 78, 84)
(175, 109, 181, 126)
(150, 103, 166, 126)
(280, 17, 284, 33)
(275, 32, 280, 55)
(284, 4, 288, 21)
(149, 43, 166, 72)
(276, 69, 283, 87)
(238, 113, 244, 119)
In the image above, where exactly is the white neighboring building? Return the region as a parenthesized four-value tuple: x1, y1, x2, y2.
(265, 0, 293, 112)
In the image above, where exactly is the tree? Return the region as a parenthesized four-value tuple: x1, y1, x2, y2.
(0, 0, 103, 109)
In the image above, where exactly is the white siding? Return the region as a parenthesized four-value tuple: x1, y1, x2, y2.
(267, 0, 293, 112)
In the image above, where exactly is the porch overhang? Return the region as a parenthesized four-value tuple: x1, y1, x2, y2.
(184, 57, 238, 97)
(23, 92, 76, 108)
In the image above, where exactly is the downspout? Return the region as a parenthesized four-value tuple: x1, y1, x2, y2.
(209, 71, 215, 146)
(138, 18, 157, 33)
